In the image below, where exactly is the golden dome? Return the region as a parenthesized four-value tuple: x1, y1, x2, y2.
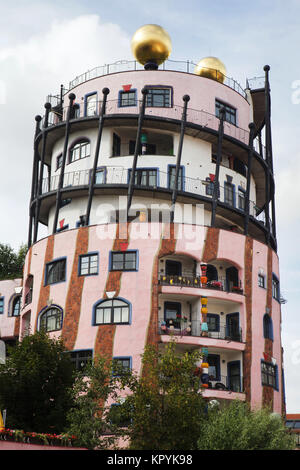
(131, 24, 172, 67)
(194, 57, 226, 83)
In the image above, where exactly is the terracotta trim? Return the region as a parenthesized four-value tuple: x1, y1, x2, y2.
(262, 246, 274, 409)
(202, 227, 220, 262)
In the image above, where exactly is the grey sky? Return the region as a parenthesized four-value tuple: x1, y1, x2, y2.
(0, 0, 299, 412)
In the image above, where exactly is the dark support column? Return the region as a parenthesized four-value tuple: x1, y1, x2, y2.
(28, 115, 42, 248)
(170, 94, 190, 223)
(33, 103, 51, 243)
(127, 88, 148, 216)
(85, 87, 110, 226)
(210, 108, 225, 227)
(52, 93, 76, 235)
(264, 65, 272, 244)
(244, 123, 255, 236)
(264, 65, 277, 245)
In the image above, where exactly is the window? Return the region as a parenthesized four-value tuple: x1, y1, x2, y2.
(94, 298, 130, 325)
(110, 251, 138, 271)
(69, 140, 90, 163)
(272, 274, 280, 301)
(79, 253, 98, 276)
(168, 165, 184, 191)
(128, 168, 158, 187)
(70, 350, 93, 371)
(94, 168, 106, 184)
(112, 357, 131, 376)
(85, 92, 98, 116)
(233, 158, 247, 177)
(39, 306, 63, 332)
(258, 273, 265, 288)
(56, 154, 63, 170)
(45, 258, 66, 285)
(238, 188, 245, 210)
(11, 296, 21, 317)
(146, 87, 172, 107)
(207, 314, 220, 332)
(261, 361, 277, 389)
(224, 182, 235, 206)
(205, 178, 214, 196)
(0, 297, 4, 314)
(112, 133, 121, 157)
(215, 99, 237, 126)
(263, 314, 273, 340)
(119, 90, 137, 107)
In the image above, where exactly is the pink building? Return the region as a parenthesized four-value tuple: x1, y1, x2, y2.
(1, 26, 285, 415)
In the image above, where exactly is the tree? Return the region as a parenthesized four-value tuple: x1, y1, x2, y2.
(0, 331, 75, 433)
(0, 243, 27, 280)
(197, 400, 295, 450)
(118, 341, 206, 450)
(66, 354, 123, 450)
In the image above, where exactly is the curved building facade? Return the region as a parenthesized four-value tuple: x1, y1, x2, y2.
(17, 49, 284, 413)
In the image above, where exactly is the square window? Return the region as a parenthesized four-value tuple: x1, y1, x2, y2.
(79, 253, 98, 276)
(119, 90, 137, 107)
(112, 357, 131, 376)
(45, 259, 66, 285)
(110, 251, 138, 271)
(70, 350, 93, 371)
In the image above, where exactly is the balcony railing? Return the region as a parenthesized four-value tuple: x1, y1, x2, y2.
(202, 374, 244, 393)
(40, 166, 271, 230)
(44, 99, 265, 159)
(66, 58, 246, 98)
(159, 320, 243, 343)
(159, 273, 243, 295)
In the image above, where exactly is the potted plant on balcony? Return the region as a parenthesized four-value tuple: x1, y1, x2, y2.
(232, 285, 243, 294)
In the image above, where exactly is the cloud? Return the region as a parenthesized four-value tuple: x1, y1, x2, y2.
(0, 14, 131, 248)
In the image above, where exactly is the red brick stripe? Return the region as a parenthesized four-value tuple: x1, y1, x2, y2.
(61, 227, 89, 350)
(262, 246, 274, 409)
(34, 235, 55, 332)
(243, 236, 253, 403)
(202, 227, 219, 262)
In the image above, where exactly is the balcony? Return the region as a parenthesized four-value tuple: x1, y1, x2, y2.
(200, 374, 244, 393)
(159, 320, 243, 343)
(159, 273, 243, 295)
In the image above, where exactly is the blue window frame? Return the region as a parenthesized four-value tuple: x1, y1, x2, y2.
(272, 274, 280, 301)
(11, 296, 21, 317)
(78, 252, 99, 276)
(0, 297, 4, 314)
(109, 250, 138, 272)
(263, 314, 274, 340)
(93, 298, 131, 325)
(261, 360, 278, 390)
(112, 356, 132, 376)
(118, 89, 137, 107)
(84, 92, 98, 116)
(167, 165, 185, 191)
(45, 258, 66, 286)
(38, 305, 63, 332)
(127, 168, 159, 188)
(109, 403, 131, 427)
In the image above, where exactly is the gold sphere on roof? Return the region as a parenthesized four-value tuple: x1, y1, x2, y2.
(194, 56, 226, 83)
(131, 24, 172, 66)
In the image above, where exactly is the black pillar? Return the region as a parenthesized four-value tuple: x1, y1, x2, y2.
(52, 93, 76, 234)
(28, 115, 42, 248)
(170, 94, 190, 223)
(210, 107, 225, 227)
(244, 123, 255, 236)
(33, 103, 51, 243)
(127, 88, 148, 216)
(85, 87, 110, 226)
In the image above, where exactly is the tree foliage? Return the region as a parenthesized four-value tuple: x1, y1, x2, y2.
(0, 331, 75, 433)
(197, 400, 295, 450)
(0, 243, 27, 280)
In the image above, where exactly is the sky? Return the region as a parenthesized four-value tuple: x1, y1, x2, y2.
(0, 0, 299, 413)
